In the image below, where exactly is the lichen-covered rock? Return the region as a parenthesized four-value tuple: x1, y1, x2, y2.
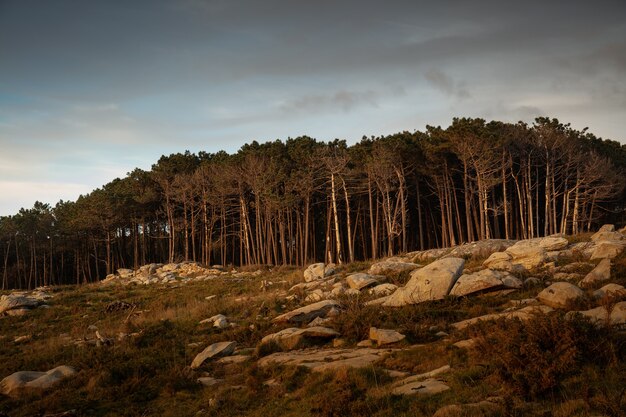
(382, 258, 465, 307)
(0, 294, 42, 315)
(392, 378, 450, 396)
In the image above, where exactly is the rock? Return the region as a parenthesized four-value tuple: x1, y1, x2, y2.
(413, 239, 516, 262)
(382, 258, 465, 307)
(304, 289, 326, 303)
(260, 327, 339, 351)
(216, 355, 250, 365)
(0, 366, 76, 397)
(537, 282, 584, 309)
(257, 347, 395, 372)
(524, 277, 542, 287)
(505, 245, 547, 270)
(451, 305, 554, 331)
(452, 339, 476, 349)
(482, 252, 512, 269)
(346, 273, 382, 291)
(369, 327, 405, 346)
(191, 341, 237, 369)
(569, 301, 626, 328)
(593, 284, 626, 300)
(357, 339, 374, 347)
(433, 397, 505, 417)
(591, 231, 624, 242)
(598, 224, 615, 233)
(303, 263, 335, 282)
(579, 259, 611, 287)
(450, 269, 521, 297)
(368, 260, 420, 276)
(307, 316, 332, 327)
(200, 314, 229, 329)
(392, 378, 450, 396)
(590, 241, 626, 260)
(368, 283, 398, 296)
(0, 294, 41, 315)
(272, 300, 341, 323)
(393, 365, 451, 386)
(5, 308, 31, 316)
(197, 377, 224, 387)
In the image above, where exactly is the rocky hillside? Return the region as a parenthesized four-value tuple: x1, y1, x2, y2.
(1, 226, 625, 416)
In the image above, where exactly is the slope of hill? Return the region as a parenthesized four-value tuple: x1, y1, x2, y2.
(1, 226, 625, 416)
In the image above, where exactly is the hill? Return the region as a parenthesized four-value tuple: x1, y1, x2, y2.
(1, 225, 625, 416)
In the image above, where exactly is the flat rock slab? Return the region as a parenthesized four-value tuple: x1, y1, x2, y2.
(191, 341, 236, 369)
(1, 366, 76, 397)
(369, 327, 405, 346)
(257, 348, 395, 372)
(451, 305, 554, 331)
(260, 326, 339, 351)
(537, 282, 584, 309)
(392, 378, 450, 396)
(272, 300, 341, 323)
(383, 258, 464, 306)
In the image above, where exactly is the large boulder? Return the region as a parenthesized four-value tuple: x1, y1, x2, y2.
(369, 283, 398, 296)
(272, 300, 341, 323)
(303, 263, 336, 282)
(450, 269, 521, 297)
(0, 366, 76, 397)
(260, 326, 339, 351)
(190, 341, 236, 369)
(537, 282, 584, 309)
(579, 259, 611, 288)
(383, 258, 465, 307)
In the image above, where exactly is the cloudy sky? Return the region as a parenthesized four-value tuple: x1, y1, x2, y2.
(1, 0, 625, 215)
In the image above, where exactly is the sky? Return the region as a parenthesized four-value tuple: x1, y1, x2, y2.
(1, 0, 625, 216)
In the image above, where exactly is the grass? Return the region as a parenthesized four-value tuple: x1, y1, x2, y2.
(2, 242, 626, 416)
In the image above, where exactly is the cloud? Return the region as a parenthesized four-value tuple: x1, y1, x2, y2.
(424, 69, 470, 99)
(281, 90, 379, 113)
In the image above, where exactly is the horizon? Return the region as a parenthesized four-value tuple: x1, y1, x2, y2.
(2, 0, 626, 216)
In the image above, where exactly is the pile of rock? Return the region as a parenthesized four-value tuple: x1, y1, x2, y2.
(101, 262, 262, 286)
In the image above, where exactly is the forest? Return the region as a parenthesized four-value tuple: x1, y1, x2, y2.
(1, 117, 625, 290)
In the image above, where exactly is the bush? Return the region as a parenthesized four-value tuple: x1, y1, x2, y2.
(473, 313, 617, 400)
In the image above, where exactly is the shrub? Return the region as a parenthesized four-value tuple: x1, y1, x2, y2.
(473, 313, 617, 400)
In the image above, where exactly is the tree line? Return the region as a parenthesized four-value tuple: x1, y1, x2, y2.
(2, 117, 625, 289)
